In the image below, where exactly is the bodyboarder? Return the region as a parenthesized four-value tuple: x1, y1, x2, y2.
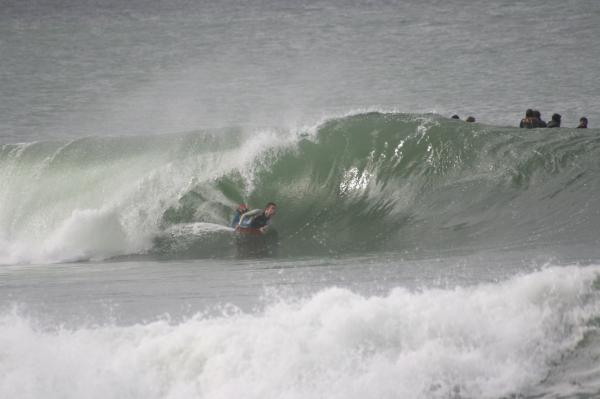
(233, 202, 277, 235)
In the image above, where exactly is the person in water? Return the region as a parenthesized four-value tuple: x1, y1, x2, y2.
(533, 110, 547, 127)
(236, 202, 277, 234)
(451, 114, 460, 120)
(520, 109, 533, 128)
(547, 113, 561, 128)
(520, 109, 544, 128)
(465, 116, 476, 122)
(578, 117, 588, 128)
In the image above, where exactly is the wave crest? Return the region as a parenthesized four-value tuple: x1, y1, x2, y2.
(1, 113, 600, 262)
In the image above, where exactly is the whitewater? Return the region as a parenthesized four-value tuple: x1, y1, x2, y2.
(2, 261, 600, 399)
(2, 0, 600, 398)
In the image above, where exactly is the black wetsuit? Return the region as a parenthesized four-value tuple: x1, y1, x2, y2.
(249, 213, 270, 229)
(520, 118, 544, 129)
(547, 120, 560, 128)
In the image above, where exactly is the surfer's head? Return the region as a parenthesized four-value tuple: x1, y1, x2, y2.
(551, 113, 561, 123)
(466, 116, 476, 122)
(451, 114, 460, 120)
(264, 202, 277, 218)
(578, 117, 588, 128)
(525, 109, 534, 118)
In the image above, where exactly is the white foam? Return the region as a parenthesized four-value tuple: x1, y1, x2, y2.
(164, 222, 234, 237)
(0, 130, 297, 264)
(1, 266, 598, 399)
(40, 208, 130, 261)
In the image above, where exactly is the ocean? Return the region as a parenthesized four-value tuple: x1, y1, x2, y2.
(1, 1, 600, 398)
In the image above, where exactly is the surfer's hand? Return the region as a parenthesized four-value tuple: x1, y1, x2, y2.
(259, 226, 268, 234)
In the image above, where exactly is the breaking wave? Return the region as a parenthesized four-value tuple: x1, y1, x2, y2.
(1, 112, 600, 263)
(1, 265, 599, 399)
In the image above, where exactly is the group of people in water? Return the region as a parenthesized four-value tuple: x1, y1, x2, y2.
(451, 110, 589, 129)
(517, 109, 588, 129)
(451, 114, 476, 123)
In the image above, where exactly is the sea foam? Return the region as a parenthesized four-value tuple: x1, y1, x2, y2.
(1, 266, 598, 399)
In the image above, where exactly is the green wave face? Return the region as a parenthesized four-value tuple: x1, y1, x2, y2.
(165, 112, 600, 257)
(2, 112, 600, 262)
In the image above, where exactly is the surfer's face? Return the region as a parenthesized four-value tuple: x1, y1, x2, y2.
(265, 204, 277, 217)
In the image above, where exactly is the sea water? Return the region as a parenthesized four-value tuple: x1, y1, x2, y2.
(2, 255, 600, 398)
(1, 1, 600, 398)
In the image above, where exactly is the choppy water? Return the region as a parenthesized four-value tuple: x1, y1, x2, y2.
(2, 1, 600, 398)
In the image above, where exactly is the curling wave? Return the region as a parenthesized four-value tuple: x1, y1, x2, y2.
(1, 112, 600, 262)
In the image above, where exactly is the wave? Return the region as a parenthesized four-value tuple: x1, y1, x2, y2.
(1, 112, 600, 263)
(1, 265, 599, 399)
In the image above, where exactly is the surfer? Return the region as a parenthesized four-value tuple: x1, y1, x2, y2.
(465, 116, 476, 122)
(547, 113, 561, 128)
(235, 202, 277, 234)
(577, 117, 588, 129)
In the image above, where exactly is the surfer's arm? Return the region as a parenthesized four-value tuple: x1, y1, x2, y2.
(237, 209, 261, 229)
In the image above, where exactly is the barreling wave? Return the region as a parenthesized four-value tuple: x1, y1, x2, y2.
(1, 112, 600, 263)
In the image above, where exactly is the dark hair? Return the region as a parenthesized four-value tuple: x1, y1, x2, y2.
(525, 109, 534, 118)
(533, 110, 541, 119)
(451, 114, 460, 119)
(265, 202, 277, 208)
(580, 117, 588, 123)
(552, 113, 561, 122)
(466, 116, 476, 122)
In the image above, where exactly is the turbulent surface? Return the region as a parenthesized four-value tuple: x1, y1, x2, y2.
(2, 264, 600, 399)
